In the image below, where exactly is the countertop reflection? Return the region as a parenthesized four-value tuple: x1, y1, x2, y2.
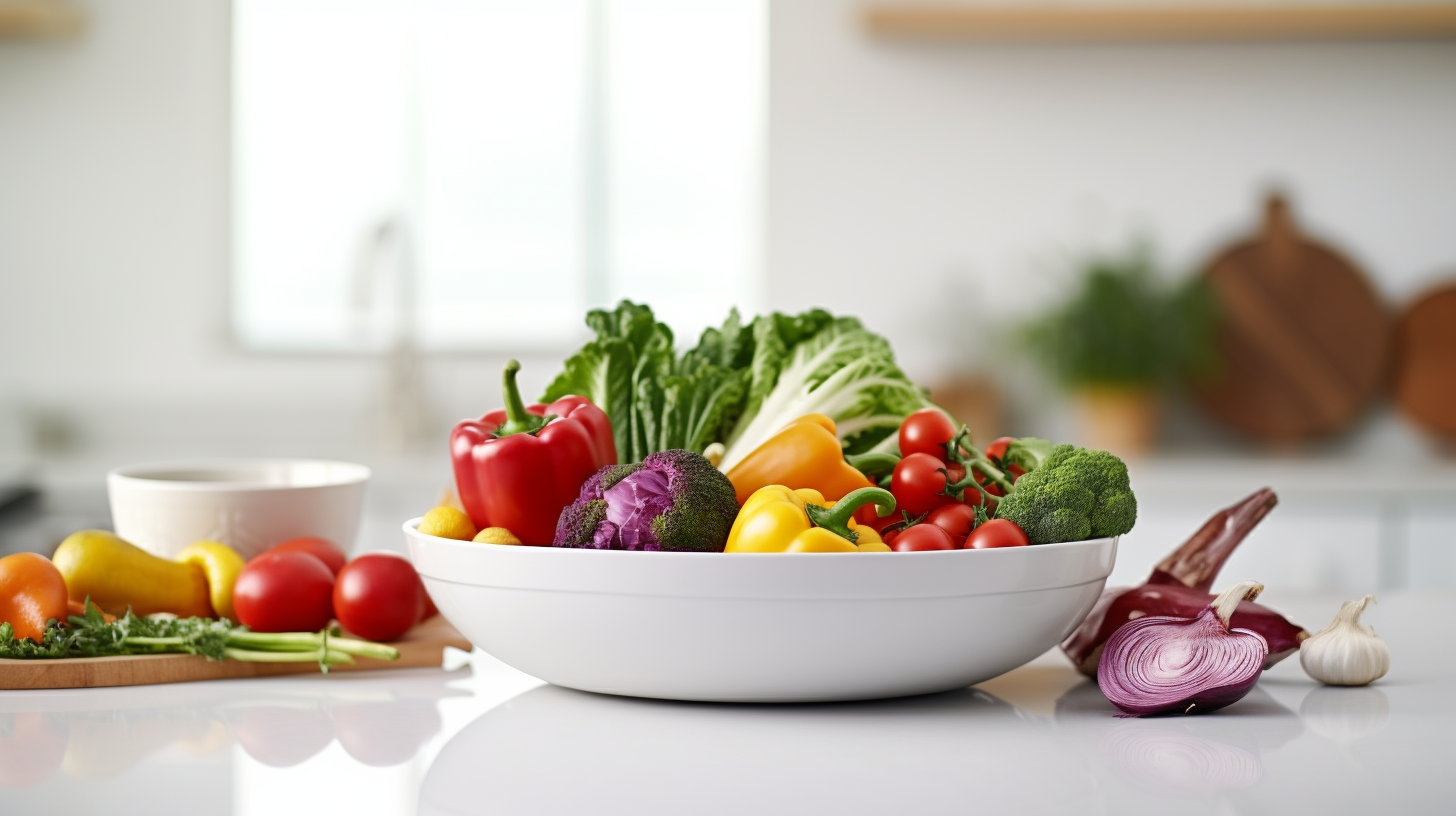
(2, 593, 1453, 815)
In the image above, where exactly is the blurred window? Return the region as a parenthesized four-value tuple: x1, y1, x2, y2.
(232, 0, 764, 351)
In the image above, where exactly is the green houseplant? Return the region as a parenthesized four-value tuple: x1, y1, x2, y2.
(1021, 247, 1217, 455)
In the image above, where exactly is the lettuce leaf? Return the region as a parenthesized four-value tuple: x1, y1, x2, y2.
(715, 315, 932, 472)
(544, 301, 932, 467)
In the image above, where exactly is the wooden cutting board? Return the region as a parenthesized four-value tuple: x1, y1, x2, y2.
(1394, 281, 1456, 439)
(0, 616, 473, 691)
(1194, 194, 1390, 442)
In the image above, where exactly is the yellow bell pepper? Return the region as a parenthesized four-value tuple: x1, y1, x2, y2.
(725, 486, 896, 553)
(725, 414, 874, 506)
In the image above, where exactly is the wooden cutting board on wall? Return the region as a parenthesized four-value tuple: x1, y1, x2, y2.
(1194, 194, 1390, 443)
(1394, 282, 1456, 440)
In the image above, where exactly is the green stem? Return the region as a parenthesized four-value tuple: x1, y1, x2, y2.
(804, 487, 897, 543)
(493, 359, 552, 437)
(222, 647, 356, 665)
(844, 452, 901, 478)
(327, 636, 401, 661)
(226, 630, 399, 660)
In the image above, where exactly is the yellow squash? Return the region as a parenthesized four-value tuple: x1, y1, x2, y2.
(725, 486, 896, 553)
(53, 530, 214, 618)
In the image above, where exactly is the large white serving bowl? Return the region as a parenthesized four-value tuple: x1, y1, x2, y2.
(406, 518, 1116, 703)
(109, 459, 370, 560)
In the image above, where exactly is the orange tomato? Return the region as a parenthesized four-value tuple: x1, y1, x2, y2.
(0, 552, 70, 643)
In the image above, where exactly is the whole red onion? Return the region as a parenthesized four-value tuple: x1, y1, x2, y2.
(1098, 581, 1270, 717)
(1063, 488, 1308, 676)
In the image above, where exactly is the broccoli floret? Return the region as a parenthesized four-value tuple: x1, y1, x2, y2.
(994, 444, 1136, 544)
(552, 449, 739, 552)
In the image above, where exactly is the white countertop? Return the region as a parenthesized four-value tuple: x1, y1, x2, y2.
(1, 592, 1449, 815)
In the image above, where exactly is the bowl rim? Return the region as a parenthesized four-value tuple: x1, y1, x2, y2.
(109, 458, 372, 491)
(403, 516, 1115, 558)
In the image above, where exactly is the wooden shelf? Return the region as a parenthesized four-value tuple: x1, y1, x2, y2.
(0, 0, 82, 41)
(863, 3, 1456, 41)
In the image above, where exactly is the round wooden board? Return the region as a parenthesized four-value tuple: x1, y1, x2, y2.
(1394, 282, 1456, 439)
(1194, 195, 1390, 443)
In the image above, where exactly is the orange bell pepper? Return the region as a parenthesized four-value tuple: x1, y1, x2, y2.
(724, 414, 873, 506)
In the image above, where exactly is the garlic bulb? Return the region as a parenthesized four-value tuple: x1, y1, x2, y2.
(1299, 595, 1390, 686)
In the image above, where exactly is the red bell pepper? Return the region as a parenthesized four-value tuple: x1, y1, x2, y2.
(450, 360, 617, 545)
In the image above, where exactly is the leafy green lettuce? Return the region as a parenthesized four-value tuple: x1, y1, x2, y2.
(543, 301, 934, 468)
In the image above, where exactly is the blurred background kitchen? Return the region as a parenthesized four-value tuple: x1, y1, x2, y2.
(2, 0, 1454, 590)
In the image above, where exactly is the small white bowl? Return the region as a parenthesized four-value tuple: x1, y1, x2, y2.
(108, 459, 370, 560)
(405, 519, 1116, 703)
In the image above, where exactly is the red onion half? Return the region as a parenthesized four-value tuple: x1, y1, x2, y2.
(1098, 581, 1270, 717)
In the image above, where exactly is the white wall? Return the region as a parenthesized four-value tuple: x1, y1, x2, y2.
(3, 0, 1456, 466)
(767, 0, 1456, 453)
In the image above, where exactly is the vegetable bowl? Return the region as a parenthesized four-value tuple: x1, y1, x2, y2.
(405, 520, 1117, 702)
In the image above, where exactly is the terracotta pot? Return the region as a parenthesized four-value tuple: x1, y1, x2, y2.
(1074, 387, 1160, 458)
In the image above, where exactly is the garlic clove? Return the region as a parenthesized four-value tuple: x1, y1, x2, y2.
(1299, 595, 1390, 687)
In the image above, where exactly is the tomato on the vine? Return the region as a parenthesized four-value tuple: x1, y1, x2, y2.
(891, 524, 957, 552)
(980, 437, 1027, 497)
(925, 503, 977, 546)
(898, 409, 957, 462)
(333, 553, 425, 642)
(964, 518, 1030, 549)
(890, 453, 956, 518)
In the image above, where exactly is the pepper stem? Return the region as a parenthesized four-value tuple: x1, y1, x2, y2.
(1211, 580, 1264, 628)
(493, 360, 552, 437)
(804, 487, 897, 544)
(844, 452, 901, 479)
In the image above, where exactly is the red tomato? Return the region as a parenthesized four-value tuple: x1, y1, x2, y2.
(233, 551, 336, 633)
(898, 409, 957, 462)
(333, 553, 425, 642)
(965, 519, 1030, 549)
(943, 462, 984, 507)
(926, 504, 977, 546)
(980, 437, 1027, 497)
(891, 453, 956, 518)
(270, 537, 347, 576)
(891, 524, 957, 552)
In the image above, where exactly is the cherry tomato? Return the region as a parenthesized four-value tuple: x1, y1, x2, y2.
(0, 553, 69, 643)
(964, 518, 1030, 549)
(891, 524, 957, 552)
(891, 453, 956, 518)
(926, 504, 977, 546)
(980, 437, 1027, 497)
(898, 408, 957, 462)
(943, 462, 984, 507)
(333, 553, 425, 642)
(269, 537, 347, 576)
(233, 551, 336, 633)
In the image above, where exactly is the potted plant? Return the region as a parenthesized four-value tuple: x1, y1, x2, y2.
(1020, 247, 1217, 456)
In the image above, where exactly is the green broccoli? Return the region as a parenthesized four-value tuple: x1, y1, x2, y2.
(552, 450, 739, 552)
(994, 444, 1136, 544)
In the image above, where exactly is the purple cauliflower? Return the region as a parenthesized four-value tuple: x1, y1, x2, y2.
(552, 450, 738, 552)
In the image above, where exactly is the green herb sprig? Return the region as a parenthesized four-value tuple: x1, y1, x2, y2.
(0, 602, 399, 672)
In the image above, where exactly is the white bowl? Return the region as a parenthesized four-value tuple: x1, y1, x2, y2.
(405, 519, 1117, 703)
(108, 459, 370, 560)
